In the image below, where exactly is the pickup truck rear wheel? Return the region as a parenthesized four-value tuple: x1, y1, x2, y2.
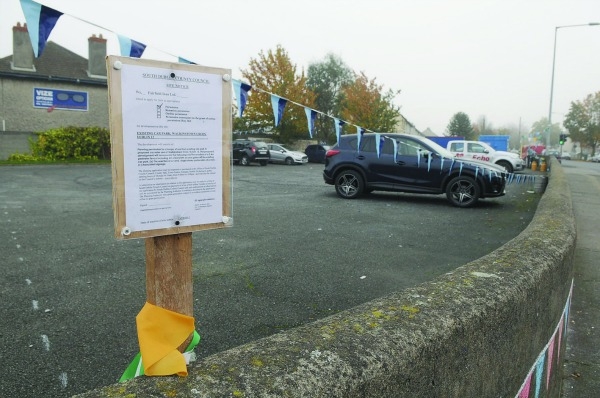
(446, 176, 480, 208)
(495, 160, 513, 173)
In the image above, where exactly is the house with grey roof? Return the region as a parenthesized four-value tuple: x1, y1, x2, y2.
(0, 23, 108, 158)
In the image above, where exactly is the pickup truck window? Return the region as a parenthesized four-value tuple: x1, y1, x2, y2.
(467, 143, 487, 153)
(450, 143, 464, 152)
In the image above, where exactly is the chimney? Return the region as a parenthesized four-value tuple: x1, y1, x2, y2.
(12, 22, 35, 71)
(88, 33, 107, 77)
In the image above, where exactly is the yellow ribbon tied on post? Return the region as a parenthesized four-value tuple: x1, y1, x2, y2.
(136, 302, 195, 377)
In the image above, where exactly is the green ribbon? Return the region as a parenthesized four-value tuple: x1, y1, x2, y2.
(119, 330, 201, 382)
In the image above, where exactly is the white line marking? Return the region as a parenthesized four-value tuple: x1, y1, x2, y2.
(59, 372, 68, 388)
(41, 335, 50, 351)
(32, 300, 38, 310)
(25, 278, 32, 285)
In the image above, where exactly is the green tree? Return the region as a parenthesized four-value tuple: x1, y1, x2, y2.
(306, 53, 354, 143)
(240, 45, 316, 143)
(563, 92, 600, 156)
(446, 112, 475, 140)
(339, 72, 401, 133)
(529, 117, 561, 147)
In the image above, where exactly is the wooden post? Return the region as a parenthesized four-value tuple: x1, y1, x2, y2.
(145, 232, 193, 351)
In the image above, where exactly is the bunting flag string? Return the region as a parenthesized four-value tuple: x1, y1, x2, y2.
(514, 279, 574, 398)
(18, 0, 378, 137)
(19, 0, 63, 57)
(19, 0, 183, 60)
(230, 79, 381, 140)
(19, 0, 551, 191)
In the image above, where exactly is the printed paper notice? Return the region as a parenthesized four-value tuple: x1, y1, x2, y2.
(119, 64, 223, 233)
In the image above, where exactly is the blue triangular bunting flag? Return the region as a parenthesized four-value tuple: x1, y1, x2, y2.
(270, 95, 287, 126)
(334, 118, 345, 144)
(535, 351, 546, 398)
(304, 107, 317, 138)
(178, 57, 196, 64)
(19, 0, 63, 57)
(233, 79, 252, 118)
(356, 126, 365, 152)
(118, 34, 146, 58)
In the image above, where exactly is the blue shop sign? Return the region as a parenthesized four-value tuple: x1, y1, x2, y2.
(33, 88, 89, 111)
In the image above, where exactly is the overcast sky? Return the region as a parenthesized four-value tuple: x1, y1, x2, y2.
(1, 0, 599, 135)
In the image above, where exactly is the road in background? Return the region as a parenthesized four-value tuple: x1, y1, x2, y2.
(561, 160, 600, 397)
(0, 164, 540, 397)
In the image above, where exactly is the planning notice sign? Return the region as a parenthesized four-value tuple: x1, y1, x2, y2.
(107, 56, 232, 239)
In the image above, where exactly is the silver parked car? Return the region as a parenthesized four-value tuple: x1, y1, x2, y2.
(267, 144, 308, 165)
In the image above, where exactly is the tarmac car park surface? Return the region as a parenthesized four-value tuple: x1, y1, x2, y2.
(0, 163, 540, 398)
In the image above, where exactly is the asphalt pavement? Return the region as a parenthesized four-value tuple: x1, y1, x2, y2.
(561, 159, 600, 397)
(0, 163, 541, 398)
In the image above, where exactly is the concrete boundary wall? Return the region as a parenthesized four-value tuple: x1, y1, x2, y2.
(0, 131, 36, 160)
(77, 158, 575, 398)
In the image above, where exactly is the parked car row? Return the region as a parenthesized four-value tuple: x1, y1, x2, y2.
(232, 134, 512, 208)
(232, 140, 332, 166)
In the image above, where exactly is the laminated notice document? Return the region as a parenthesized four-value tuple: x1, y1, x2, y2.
(107, 56, 232, 239)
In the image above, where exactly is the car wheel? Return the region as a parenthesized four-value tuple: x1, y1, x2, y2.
(259, 160, 268, 166)
(335, 170, 364, 199)
(285, 157, 293, 165)
(240, 156, 250, 166)
(446, 176, 480, 208)
(496, 160, 513, 173)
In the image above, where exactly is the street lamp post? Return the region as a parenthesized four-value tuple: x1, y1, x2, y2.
(547, 22, 600, 147)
